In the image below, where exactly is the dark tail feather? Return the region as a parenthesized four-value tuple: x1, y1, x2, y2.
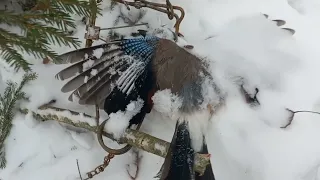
(160, 121, 195, 180)
(159, 121, 215, 180)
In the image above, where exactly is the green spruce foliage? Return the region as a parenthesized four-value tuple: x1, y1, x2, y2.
(0, 0, 102, 169)
(0, 0, 101, 71)
(0, 72, 37, 168)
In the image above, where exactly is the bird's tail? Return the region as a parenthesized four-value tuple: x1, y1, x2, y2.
(159, 121, 215, 180)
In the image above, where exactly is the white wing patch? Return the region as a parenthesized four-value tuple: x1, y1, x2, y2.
(116, 60, 146, 95)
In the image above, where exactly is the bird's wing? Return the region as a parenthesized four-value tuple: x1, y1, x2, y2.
(55, 41, 151, 109)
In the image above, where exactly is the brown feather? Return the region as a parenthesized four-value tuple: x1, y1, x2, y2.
(152, 39, 208, 93)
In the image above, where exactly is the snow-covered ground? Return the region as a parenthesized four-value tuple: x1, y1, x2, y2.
(2, 0, 320, 179)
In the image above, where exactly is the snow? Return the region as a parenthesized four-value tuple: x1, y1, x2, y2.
(87, 26, 96, 37)
(24, 111, 39, 129)
(84, 75, 89, 83)
(90, 69, 98, 76)
(69, 131, 94, 150)
(93, 48, 104, 58)
(104, 98, 144, 139)
(82, 59, 95, 70)
(1, 0, 320, 180)
(151, 89, 182, 120)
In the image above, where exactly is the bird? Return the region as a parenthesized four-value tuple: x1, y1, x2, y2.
(54, 14, 295, 180)
(54, 31, 222, 179)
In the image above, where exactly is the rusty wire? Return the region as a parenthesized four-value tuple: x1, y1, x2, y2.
(84, 153, 115, 179)
(111, 0, 185, 36)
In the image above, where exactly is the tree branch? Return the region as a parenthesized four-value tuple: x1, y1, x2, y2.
(19, 105, 211, 175)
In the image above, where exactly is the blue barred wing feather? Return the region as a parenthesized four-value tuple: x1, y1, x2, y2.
(55, 36, 159, 109)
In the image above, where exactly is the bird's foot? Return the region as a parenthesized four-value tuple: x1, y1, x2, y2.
(240, 84, 260, 107)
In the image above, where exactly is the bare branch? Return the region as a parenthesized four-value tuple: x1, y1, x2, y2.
(76, 159, 83, 180)
(19, 106, 211, 175)
(281, 108, 320, 128)
(126, 148, 141, 180)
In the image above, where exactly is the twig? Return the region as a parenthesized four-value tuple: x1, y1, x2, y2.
(111, 0, 185, 35)
(99, 23, 149, 43)
(76, 159, 83, 180)
(19, 106, 211, 175)
(126, 148, 141, 180)
(281, 108, 320, 128)
(100, 23, 148, 31)
(95, 104, 100, 126)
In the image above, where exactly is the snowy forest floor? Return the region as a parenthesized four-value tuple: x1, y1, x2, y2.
(2, 0, 320, 180)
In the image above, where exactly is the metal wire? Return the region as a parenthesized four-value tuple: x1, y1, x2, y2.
(111, 0, 185, 36)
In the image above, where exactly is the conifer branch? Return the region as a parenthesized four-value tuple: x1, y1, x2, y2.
(0, 28, 58, 70)
(0, 0, 101, 71)
(0, 72, 37, 168)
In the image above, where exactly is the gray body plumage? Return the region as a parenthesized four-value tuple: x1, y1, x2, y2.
(153, 39, 212, 114)
(151, 39, 221, 180)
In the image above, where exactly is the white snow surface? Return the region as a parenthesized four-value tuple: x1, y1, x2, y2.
(1, 0, 320, 180)
(104, 98, 144, 139)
